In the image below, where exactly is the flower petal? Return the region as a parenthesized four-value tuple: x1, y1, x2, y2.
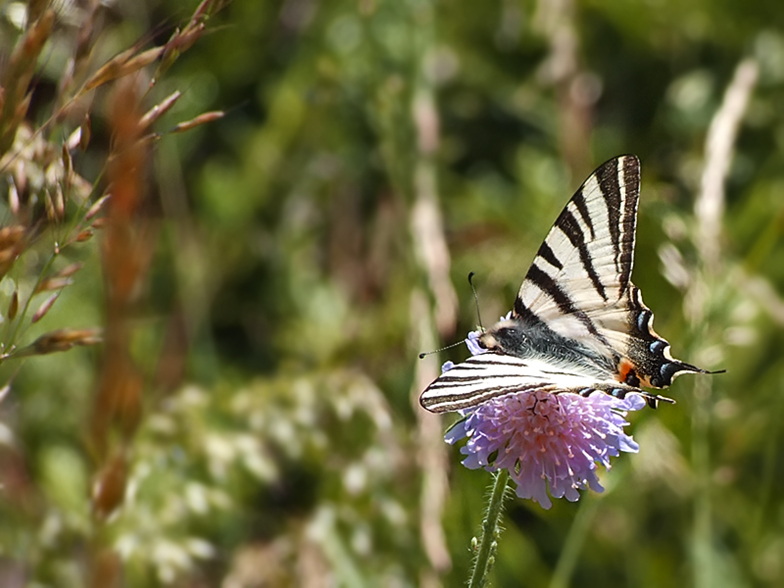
(465, 331, 486, 356)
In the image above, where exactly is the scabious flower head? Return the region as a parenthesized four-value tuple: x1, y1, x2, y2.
(443, 327, 645, 509)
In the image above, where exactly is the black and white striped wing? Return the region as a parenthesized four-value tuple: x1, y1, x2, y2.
(515, 155, 639, 344)
(420, 353, 639, 413)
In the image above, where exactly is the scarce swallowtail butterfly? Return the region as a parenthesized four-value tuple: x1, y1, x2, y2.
(420, 155, 714, 414)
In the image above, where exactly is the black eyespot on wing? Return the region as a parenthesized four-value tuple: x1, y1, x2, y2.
(624, 369, 641, 387)
(636, 310, 652, 334)
(659, 362, 682, 384)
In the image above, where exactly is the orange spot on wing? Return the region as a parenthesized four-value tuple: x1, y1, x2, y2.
(617, 358, 654, 387)
(616, 358, 635, 383)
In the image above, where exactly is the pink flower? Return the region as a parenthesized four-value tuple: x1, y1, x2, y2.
(446, 389, 644, 509)
(442, 326, 645, 509)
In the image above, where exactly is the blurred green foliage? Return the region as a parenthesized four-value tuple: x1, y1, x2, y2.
(1, 0, 784, 586)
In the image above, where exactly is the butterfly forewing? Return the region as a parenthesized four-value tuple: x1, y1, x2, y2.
(515, 156, 639, 339)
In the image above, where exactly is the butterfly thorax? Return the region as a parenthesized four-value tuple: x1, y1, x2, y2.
(479, 317, 617, 379)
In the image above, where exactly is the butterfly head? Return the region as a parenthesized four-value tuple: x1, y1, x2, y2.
(476, 318, 523, 354)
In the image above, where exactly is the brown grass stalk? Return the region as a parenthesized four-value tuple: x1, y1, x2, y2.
(409, 41, 454, 580)
(533, 0, 595, 177)
(0, 2, 228, 582)
(0, 10, 54, 154)
(410, 291, 452, 576)
(87, 79, 151, 583)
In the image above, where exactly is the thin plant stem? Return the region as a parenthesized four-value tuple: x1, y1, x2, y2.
(468, 469, 510, 588)
(689, 56, 756, 588)
(549, 496, 601, 588)
(4, 253, 57, 350)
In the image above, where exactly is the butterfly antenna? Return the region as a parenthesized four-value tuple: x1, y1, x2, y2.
(419, 272, 485, 360)
(468, 272, 483, 329)
(419, 339, 466, 360)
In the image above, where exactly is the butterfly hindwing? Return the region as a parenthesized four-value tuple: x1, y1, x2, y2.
(620, 284, 704, 389)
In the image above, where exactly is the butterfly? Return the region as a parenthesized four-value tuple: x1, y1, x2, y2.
(420, 155, 716, 414)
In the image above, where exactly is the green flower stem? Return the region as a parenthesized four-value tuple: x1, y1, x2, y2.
(468, 469, 510, 588)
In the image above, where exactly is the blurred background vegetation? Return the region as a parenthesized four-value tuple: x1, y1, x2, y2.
(0, 0, 783, 586)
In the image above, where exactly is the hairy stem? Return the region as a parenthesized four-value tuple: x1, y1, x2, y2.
(469, 469, 510, 588)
